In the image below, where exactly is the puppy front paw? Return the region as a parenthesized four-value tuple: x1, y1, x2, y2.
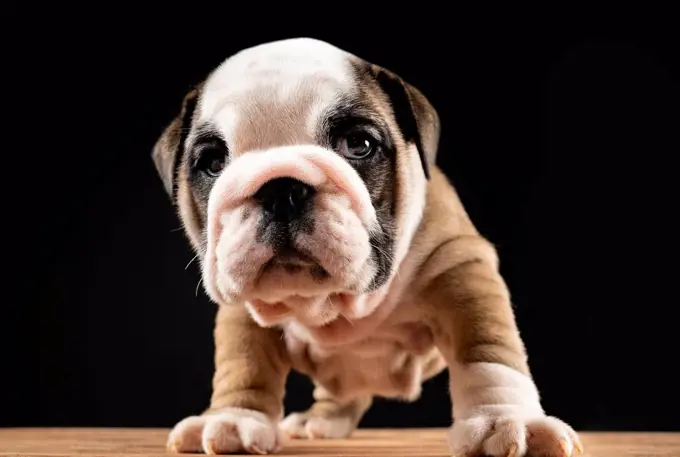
(448, 414, 583, 457)
(279, 411, 354, 439)
(167, 407, 282, 455)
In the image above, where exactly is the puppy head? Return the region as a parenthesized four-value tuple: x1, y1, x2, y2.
(153, 38, 440, 333)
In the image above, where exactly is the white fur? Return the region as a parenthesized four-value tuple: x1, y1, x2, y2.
(167, 407, 282, 455)
(448, 362, 583, 457)
(200, 38, 355, 148)
(392, 144, 427, 276)
(207, 145, 378, 230)
(279, 413, 354, 440)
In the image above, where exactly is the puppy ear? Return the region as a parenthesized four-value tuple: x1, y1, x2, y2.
(151, 87, 201, 198)
(369, 65, 440, 179)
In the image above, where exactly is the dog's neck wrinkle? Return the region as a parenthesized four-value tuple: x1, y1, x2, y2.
(281, 274, 409, 350)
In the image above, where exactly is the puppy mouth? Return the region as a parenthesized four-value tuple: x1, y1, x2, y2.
(259, 247, 330, 277)
(270, 247, 317, 267)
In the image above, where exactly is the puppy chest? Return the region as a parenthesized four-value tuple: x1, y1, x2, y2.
(285, 323, 445, 403)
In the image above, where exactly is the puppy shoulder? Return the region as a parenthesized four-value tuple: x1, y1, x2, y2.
(407, 166, 499, 291)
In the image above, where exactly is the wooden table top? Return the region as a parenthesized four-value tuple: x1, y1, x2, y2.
(0, 428, 678, 457)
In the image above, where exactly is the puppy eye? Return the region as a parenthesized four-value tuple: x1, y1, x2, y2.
(337, 132, 377, 160)
(196, 147, 226, 177)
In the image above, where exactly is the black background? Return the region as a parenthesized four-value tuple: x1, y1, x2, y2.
(4, 9, 679, 432)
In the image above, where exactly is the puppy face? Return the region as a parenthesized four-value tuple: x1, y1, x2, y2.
(153, 38, 440, 334)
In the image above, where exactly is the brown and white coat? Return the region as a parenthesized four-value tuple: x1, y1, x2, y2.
(152, 38, 582, 457)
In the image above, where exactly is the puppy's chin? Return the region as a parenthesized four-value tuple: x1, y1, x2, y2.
(245, 289, 386, 332)
(246, 294, 342, 328)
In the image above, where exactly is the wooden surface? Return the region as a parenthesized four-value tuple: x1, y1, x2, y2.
(0, 428, 679, 457)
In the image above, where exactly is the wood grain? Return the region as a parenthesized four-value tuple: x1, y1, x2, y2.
(0, 428, 678, 457)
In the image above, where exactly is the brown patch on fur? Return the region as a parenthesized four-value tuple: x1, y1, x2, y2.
(423, 257, 530, 375)
(205, 304, 290, 421)
(152, 86, 203, 197)
(411, 169, 530, 376)
(230, 80, 322, 155)
(151, 85, 208, 252)
(175, 164, 205, 252)
(152, 113, 183, 197)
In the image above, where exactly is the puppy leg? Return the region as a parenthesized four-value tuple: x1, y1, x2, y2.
(168, 305, 290, 455)
(280, 385, 372, 439)
(422, 236, 583, 457)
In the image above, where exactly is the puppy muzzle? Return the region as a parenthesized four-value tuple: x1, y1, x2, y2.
(201, 145, 381, 327)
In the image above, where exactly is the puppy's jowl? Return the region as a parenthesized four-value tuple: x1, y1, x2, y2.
(153, 38, 583, 456)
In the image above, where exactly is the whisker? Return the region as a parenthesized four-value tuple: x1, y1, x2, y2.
(170, 227, 184, 233)
(370, 241, 400, 279)
(327, 296, 354, 326)
(195, 278, 203, 297)
(370, 243, 393, 262)
(185, 254, 199, 270)
(339, 310, 355, 326)
(393, 265, 402, 280)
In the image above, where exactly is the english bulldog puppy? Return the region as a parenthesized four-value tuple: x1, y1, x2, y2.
(152, 38, 583, 457)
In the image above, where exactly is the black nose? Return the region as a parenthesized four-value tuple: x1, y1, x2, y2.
(254, 177, 316, 221)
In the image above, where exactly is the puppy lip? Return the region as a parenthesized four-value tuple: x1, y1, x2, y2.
(271, 247, 317, 267)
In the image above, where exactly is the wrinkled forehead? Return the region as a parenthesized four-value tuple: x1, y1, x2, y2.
(197, 39, 359, 154)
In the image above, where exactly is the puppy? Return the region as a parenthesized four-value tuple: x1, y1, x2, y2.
(152, 38, 583, 456)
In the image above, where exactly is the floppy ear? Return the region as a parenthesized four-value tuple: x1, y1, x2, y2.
(368, 65, 440, 179)
(151, 87, 201, 199)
